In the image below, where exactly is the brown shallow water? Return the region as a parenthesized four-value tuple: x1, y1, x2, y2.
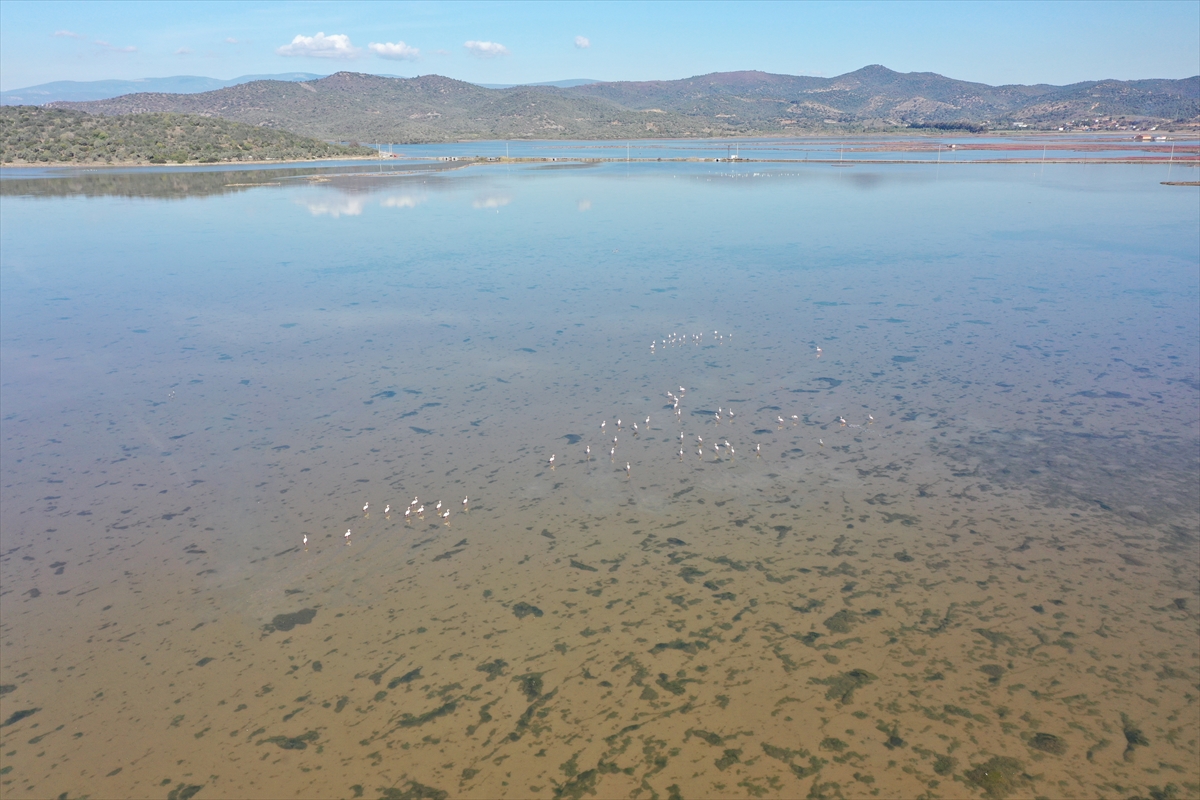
(1, 161, 1197, 800)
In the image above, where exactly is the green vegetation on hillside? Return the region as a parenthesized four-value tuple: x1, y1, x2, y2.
(51, 73, 722, 143)
(0, 106, 375, 165)
(572, 68, 1200, 131)
(47, 68, 1200, 144)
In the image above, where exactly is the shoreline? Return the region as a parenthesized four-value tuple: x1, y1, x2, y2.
(4, 155, 1197, 170)
(3, 132, 1196, 171)
(0, 154, 383, 170)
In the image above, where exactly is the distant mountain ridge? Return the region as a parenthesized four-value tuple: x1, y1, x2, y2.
(1, 73, 325, 105)
(43, 66, 1199, 142)
(1, 74, 602, 105)
(476, 79, 601, 90)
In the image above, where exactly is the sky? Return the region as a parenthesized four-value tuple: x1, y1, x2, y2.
(1, 0, 1197, 91)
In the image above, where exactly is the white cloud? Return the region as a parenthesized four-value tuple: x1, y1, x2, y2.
(300, 197, 364, 217)
(277, 32, 360, 59)
(381, 195, 424, 209)
(577, 199, 592, 211)
(369, 41, 419, 60)
(575, 35, 590, 49)
(225, 37, 239, 44)
(95, 40, 136, 53)
(464, 40, 509, 58)
(52, 28, 134, 52)
(175, 47, 193, 55)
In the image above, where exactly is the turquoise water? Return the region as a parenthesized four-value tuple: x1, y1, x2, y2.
(1, 159, 1197, 798)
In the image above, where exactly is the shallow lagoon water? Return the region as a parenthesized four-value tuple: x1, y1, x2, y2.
(1, 158, 1197, 799)
(361, 134, 1195, 162)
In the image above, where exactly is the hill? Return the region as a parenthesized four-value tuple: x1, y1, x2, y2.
(47, 67, 1200, 142)
(572, 66, 1199, 129)
(0, 106, 375, 165)
(48, 73, 718, 142)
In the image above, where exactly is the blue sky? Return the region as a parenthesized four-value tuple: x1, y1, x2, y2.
(2, 0, 1197, 91)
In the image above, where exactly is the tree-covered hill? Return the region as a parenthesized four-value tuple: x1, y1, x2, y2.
(571, 66, 1200, 129)
(0, 106, 375, 165)
(48, 72, 718, 143)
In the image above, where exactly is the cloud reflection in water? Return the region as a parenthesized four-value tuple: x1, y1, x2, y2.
(381, 195, 424, 209)
(472, 194, 511, 210)
(299, 197, 365, 218)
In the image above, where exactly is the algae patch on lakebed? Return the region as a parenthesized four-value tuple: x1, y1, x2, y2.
(264, 608, 317, 633)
